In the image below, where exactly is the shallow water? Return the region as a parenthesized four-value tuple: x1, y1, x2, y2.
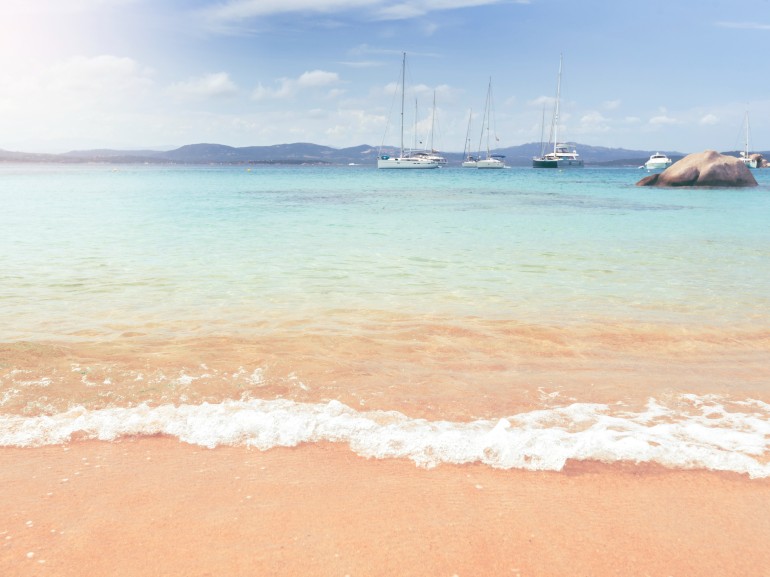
(1, 163, 769, 476)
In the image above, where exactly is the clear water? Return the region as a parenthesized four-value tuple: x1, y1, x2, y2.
(2, 164, 768, 338)
(1, 163, 769, 476)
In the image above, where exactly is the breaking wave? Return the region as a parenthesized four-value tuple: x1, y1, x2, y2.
(1, 395, 769, 478)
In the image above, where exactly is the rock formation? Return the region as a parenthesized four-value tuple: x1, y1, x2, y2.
(637, 150, 758, 187)
(750, 153, 768, 168)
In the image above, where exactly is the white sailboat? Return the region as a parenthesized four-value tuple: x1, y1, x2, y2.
(407, 91, 447, 165)
(475, 78, 505, 169)
(461, 109, 478, 167)
(377, 53, 439, 169)
(532, 55, 583, 169)
(739, 110, 758, 169)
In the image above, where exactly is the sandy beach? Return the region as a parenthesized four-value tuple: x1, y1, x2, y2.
(3, 165, 769, 576)
(3, 437, 770, 577)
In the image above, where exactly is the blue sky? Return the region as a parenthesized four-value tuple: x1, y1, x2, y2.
(1, 0, 768, 153)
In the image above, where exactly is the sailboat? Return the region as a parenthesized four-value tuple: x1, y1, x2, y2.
(377, 53, 439, 169)
(461, 109, 478, 167)
(407, 91, 447, 165)
(738, 110, 758, 169)
(532, 55, 583, 169)
(475, 78, 505, 169)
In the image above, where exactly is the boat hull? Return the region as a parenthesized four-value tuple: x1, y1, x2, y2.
(377, 156, 439, 169)
(644, 154, 673, 171)
(644, 162, 672, 171)
(532, 158, 557, 169)
(740, 156, 758, 169)
(532, 158, 584, 169)
(476, 159, 505, 169)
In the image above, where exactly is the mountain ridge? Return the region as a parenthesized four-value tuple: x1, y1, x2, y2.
(1, 142, 765, 167)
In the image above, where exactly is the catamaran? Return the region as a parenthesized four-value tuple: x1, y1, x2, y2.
(533, 55, 583, 169)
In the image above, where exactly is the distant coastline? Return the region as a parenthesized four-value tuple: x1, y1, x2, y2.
(1, 141, 767, 167)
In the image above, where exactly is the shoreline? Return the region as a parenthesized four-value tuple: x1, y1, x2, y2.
(3, 322, 768, 421)
(3, 437, 770, 577)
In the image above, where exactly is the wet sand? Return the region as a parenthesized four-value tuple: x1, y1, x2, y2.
(2, 437, 770, 577)
(4, 317, 769, 421)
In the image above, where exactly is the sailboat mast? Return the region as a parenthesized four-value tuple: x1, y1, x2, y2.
(399, 52, 406, 157)
(463, 108, 472, 158)
(745, 110, 750, 157)
(478, 78, 492, 158)
(486, 78, 492, 156)
(552, 54, 563, 155)
(430, 91, 436, 152)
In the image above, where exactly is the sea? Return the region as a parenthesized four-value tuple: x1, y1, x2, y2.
(1, 162, 769, 477)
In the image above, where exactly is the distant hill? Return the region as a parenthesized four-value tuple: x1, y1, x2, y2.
(1, 142, 765, 167)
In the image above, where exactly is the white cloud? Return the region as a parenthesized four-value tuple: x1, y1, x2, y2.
(340, 60, 384, 68)
(699, 113, 719, 125)
(50, 55, 153, 94)
(297, 70, 340, 88)
(200, 0, 379, 23)
(326, 88, 347, 99)
(374, 0, 527, 20)
(170, 72, 239, 98)
(530, 95, 556, 108)
(329, 107, 388, 138)
(199, 0, 520, 27)
(716, 21, 770, 31)
(422, 21, 440, 36)
(648, 108, 677, 126)
(0, 54, 157, 151)
(649, 114, 678, 126)
(376, 3, 423, 19)
(578, 111, 610, 133)
(252, 70, 341, 100)
(0, 0, 140, 17)
(0, 55, 154, 110)
(602, 99, 621, 110)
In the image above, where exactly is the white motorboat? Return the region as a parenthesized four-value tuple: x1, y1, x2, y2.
(644, 152, 673, 171)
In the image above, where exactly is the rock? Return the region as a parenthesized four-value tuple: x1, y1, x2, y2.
(636, 150, 758, 187)
(750, 153, 768, 168)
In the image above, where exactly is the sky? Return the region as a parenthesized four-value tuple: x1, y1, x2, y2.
(1, 0, 769, 154)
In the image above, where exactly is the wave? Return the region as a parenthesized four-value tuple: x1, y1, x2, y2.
(1, 395, 769, 478)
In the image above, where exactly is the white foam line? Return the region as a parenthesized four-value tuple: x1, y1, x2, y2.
(0, 397, 768, 478)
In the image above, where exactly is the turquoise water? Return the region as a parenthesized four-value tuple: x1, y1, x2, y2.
(2, 163, 769, 475)
(2, 164, 768, 339)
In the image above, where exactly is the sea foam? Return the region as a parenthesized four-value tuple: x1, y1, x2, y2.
(1, 396, 768, 478)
